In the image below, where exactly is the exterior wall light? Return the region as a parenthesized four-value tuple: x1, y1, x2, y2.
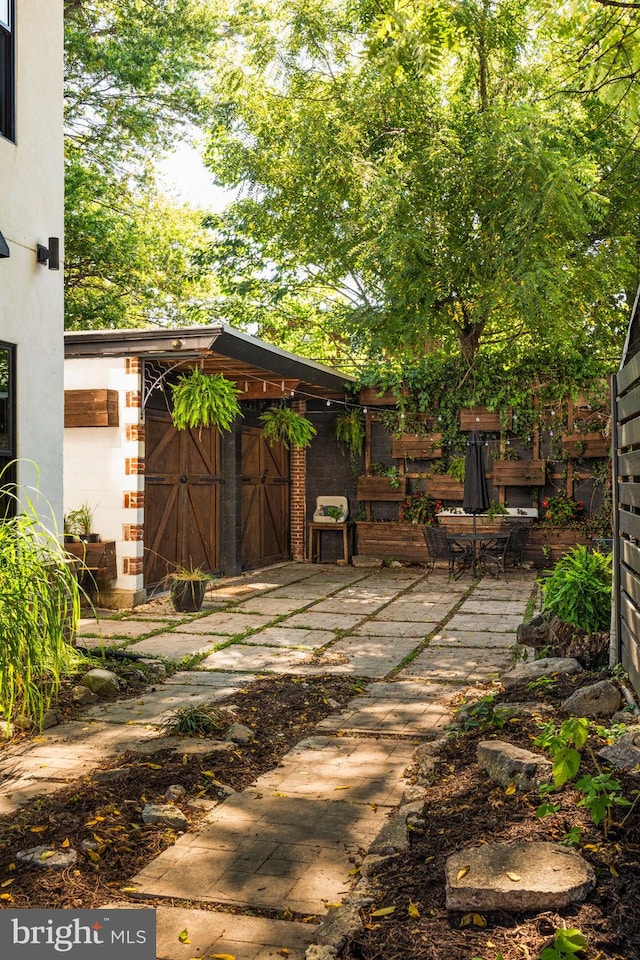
(36, 237, 59, 270)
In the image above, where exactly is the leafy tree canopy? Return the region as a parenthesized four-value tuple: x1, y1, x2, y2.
(200, 0, 639, 366)
(64, 0, 222, 328)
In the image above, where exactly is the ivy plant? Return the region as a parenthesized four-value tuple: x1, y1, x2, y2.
(259, 406, 317, 449)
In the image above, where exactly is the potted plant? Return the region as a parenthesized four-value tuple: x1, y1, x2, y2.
(171, 369, 243, 433)
(259, 406, 317, 448)
(64, 502, 99, 542)
(166, 565, 210, 613)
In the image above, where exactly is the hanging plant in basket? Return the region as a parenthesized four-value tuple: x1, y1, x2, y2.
(333, 409, 365, 456)
(171, 369, 242, 432)
(259, 406, 317, 448)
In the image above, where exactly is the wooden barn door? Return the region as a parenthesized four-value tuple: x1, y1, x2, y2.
(144, 410, 221, 585)
(241, 427, 290, 569)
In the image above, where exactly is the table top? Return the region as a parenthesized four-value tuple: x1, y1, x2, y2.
(446, 531, 510, 542)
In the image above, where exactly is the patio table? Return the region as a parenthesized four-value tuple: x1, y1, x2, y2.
(446, 531, 510, 578)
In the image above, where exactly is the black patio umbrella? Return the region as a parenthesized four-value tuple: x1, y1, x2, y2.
(463, 429, 490, 535)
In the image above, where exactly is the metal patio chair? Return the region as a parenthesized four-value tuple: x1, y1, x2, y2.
(423, 524, 473, 578)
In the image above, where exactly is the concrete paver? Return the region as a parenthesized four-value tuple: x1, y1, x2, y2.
(199, 644, 313, 672)
(318, 680, 455, 735)
(444, 612, 523, 633)
(154, 906, 311, 960)
(173, 613, 275, 636)
(124, 633, 219, 658)
(76, 619, 168, 639)
(397, 645, 513, 681)
(79, 685, 224, 725)
(131, 791, 383, 914)
(430, 629, 519, 648)
(241, 626, 335, 649)
(304, 634, 424, 677)
(351, 620, 435, 637)
(282, 611, 364, 630)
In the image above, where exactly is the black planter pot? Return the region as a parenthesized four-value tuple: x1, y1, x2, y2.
(170, 579, 207, 613)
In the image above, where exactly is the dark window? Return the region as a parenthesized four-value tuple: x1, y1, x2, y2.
(0, 0, 14, 142)
(0, 342, 15, 517)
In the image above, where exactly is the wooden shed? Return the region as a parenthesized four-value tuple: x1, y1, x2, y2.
(64, 325, 354, 607)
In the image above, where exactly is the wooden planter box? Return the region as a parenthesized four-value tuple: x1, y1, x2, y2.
(492, 460, 546, 486)
(437, 515, 505, 535)
(425, 475, 465, 500)
(524, 526, 592, 567)
(391, 433, 442, 459)
(356, 521, 429, 563)
(561, 432, 611, 458)
(460, 406, 511, 432)
(64, 389, 119, 427)
(359, 386, 409, 407)
(357, 475, 407, 501)
(65, 541, 117, 582)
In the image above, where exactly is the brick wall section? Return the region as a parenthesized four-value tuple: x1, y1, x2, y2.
(123, 524, 144, 541)
(123, 491, 145, 509)
(125, 423, 145, 442)
(125, 358, 141, 374)
(125, 457, 145, 475)
(125, 390, 141, 408)
(290, 400, 307, 561)
(122, 557, 144, 576)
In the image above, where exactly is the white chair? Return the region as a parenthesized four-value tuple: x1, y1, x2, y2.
(312, 496, 349, 523)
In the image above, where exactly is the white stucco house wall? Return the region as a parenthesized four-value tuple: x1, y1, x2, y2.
(0, 0, 64, 523)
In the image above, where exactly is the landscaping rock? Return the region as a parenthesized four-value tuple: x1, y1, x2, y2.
(91, 767, 130, 784)
(164, 784, 186, 801)
(445, 841, 596, 912)
(80, 668, 121, 699)
(42, 709, 62, 729)
(141, 803, 188, 831)
(351, 555, 384, 568)
(502, 657, 582, 687)
(477, 740, 553, 789)
(498, 701, 555, 720)
(598, 725, 640, 771)
(71, 684, 98, 705)
(516, 614, 549, 646)
(17, 846, 78, 870)
(305, 947, 338, 960)
(139, 658, 166, 679)
(561, 680, 621, 718)
(227, 722, 254, 743)
(313, 902, 362, 948)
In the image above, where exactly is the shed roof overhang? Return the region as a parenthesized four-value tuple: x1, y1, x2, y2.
(64, 324, 355, 400)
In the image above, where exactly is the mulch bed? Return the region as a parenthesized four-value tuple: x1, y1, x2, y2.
(345, 674, 640, 960)
(0, 673, 366, 911)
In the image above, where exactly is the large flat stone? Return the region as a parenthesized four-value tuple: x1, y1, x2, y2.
(397, 646, 511, 682)
(561, 680, 621, 718)
(477, 740, 552, 789)
(502, 657, 582, 687)
(446, 841, 596, 912)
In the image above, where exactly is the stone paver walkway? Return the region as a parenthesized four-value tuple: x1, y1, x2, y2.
(0, 562, 537, 959)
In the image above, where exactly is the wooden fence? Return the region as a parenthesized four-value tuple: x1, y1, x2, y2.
(613, 286, 640, 693)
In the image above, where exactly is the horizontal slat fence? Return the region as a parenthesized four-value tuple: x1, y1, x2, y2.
(614, 315, 640, 693)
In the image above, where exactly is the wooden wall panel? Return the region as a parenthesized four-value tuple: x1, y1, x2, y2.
(64, 390, 119, 427)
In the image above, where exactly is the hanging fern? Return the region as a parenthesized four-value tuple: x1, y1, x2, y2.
(259, 406, 317, 449)
(333, 409, 365, 456)
(171, 369, 242, 433)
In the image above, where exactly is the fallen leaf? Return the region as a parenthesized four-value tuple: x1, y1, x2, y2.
(457, 865, 470, 881)
(506, 872, 521, 882)
(8, 863, 15, 872)
(30, 826, 47, 833)
(208, 954, 235, 960)
(610, 865, 619, 877)
(272, 792, 287, 798)
(61, 838, 70, 848)
(408, 900, 420, 918)
(120, 887, 138, 893)
(473, 914, 487, 927)
(334, 785, 351, 790)
(86, 849, 100, 862)
(278, 951, 290, 957)
(505, 783, 517, 796)
(370, 906, 396, 917)
(0, 893, 14, 902)
(178, 929, 191, 944)
(139, 763, 162, 770)
(39, 851, 56, 861)
(1, 879, 14, 887)
(584, 844, 599, 852)
(302, 916, 317, 923)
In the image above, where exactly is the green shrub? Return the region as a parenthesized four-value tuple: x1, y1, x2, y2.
(540, 545, 612, 633)
(0, 485, 84, 730)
